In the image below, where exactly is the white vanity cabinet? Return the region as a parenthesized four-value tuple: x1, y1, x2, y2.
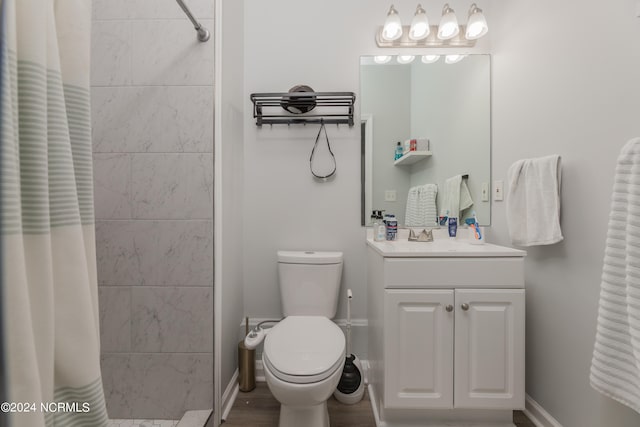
(367, 237, 526, 426)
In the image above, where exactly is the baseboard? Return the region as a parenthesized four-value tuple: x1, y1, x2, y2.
(368, 383, 385, 427)
(523, 394, 563, 427)
(221, 369, 239, 421)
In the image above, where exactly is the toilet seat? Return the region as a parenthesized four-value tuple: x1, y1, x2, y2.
(263, 316, 345, 385)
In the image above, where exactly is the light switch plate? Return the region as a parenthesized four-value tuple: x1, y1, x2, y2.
(494, 180, 504, 201)
(385, 190, 397, 202)
(481, 182, 489, 202)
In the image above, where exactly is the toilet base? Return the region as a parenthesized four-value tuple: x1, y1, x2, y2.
(279, 402, 329, 427)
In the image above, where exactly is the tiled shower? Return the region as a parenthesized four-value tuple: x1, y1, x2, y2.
(90, 0, 215, 420)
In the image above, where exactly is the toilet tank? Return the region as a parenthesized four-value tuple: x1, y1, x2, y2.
(277, 251, 343, 318)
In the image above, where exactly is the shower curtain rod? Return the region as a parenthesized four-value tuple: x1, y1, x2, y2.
(175, 0, 210, 42)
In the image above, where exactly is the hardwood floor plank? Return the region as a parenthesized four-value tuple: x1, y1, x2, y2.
(223, 383, 536, 427)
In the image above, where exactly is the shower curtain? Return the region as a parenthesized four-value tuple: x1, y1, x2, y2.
(1, 1, 108, 426)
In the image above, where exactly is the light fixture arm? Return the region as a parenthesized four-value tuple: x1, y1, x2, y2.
(468, 3, 483, 15)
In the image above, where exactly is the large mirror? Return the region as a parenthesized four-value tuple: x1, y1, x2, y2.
(361, 54, 491, 226)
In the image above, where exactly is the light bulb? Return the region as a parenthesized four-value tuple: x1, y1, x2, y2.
(421, 55, 440, 64)
(465, 4, 488, 40)
(397, 55, 415, 64)
(437, 4, 459, 40)
(382, 5, 403, 41)
(374, 55, 392, 64)
(445, 54, 465, 64)
(409, 4, 430, 41)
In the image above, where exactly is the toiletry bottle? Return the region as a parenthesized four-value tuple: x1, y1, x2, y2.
(448, 217, 457, 239)
(385, 214, 398, 241)
(372, 211, 380, 239)
(470, 211, 483, 243)
(394, 142, 403, 160)
(375, 212, 386, 241)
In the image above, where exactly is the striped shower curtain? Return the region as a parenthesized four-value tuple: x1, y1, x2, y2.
(1, 1, 108, 426)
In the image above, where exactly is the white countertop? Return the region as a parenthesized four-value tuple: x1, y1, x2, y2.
(366, 228, 526, 258)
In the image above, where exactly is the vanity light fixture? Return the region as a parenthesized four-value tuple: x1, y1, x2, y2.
(374, 55, 392, 64)
(437, 4, 459, 40)
(382, 5, 403, 41)
(375, 3, 488, 48)
(397, 55, 416, 64)
(445, 54, 466, 64)
(465, 3, 488, 40)
(409, 4, 430, 40)
(421, 54, 440, 64)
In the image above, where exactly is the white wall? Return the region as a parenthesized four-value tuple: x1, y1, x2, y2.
(238, 1, 640, 425)
(490, 0, 640, 426)
(361, 64, 412, 223)
(409, 56, 491, 223)
(243, 0, 371, 338)
(242, 2, 489, 358)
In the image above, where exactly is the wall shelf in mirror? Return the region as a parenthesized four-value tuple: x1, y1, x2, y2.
(394, 150, 432, 166)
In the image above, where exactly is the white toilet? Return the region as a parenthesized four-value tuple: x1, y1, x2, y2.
(262, 250, 346, 427)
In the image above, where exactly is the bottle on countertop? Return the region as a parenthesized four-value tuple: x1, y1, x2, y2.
(448, 217, 458, 239)
(385, 214, 398, 241)
(374, 211, 386, 242)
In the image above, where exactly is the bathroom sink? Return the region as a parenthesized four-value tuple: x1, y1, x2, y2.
(366, 229, 525, 258)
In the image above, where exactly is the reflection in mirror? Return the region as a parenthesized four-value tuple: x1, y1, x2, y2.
(360, 54, 491, 226)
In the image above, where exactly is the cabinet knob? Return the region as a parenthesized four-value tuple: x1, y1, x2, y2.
(445, 304, 454, 312)
(461, 303, 470, 311)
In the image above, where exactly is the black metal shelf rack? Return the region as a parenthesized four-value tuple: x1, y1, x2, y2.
(250, 92, 356, 127)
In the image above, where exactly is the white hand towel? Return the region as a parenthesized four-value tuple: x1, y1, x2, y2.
(440, 175, 473, 219)
(405, 186, 421, 226)
(506, 154, 562, 246)
(405, 184, 438, 227)
(418, 184, 438, 226)
(590, 137, 640, 415)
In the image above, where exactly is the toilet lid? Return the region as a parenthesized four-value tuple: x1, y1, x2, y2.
(264, 316, 345, 384)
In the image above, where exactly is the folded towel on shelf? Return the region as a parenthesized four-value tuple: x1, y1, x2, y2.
(405, 184, 438, 227)
(590, 137, 640, 415)
(506, 154, 562, 246)
(440, 175, 473, 219)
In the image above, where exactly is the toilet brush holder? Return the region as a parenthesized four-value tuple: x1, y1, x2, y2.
(334, 290, 365, 404)
(238, 317, 256, 392)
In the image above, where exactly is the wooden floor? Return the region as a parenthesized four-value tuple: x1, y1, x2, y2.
(223, 383, 536, 427)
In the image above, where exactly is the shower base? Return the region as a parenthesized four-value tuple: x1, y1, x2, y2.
(107, 420, 178, 427)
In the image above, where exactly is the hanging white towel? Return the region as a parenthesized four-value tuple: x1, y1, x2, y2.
(405, 184, 438, 227)
(590, 138, 640, 415)
(440, 175, 473, 219)
(506, 155, 562, 246)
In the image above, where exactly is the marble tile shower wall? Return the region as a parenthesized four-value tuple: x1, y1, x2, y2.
(90, 0, 214, 420)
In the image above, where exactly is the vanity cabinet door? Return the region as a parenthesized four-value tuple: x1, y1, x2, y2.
(454, 289, 525, 409)
(384, 289, 454, 409)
